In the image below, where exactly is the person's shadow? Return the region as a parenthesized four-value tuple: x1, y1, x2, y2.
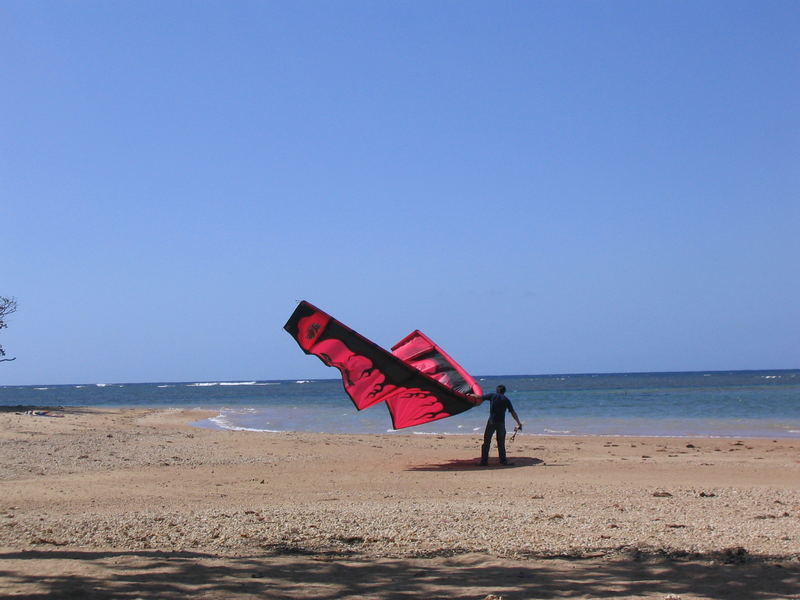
(406, 456, 544, 471)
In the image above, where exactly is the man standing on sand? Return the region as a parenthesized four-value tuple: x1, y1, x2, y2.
(478, 384, 522, 466)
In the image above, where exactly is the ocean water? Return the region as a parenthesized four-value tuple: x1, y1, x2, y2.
(1, 370, 798, 438)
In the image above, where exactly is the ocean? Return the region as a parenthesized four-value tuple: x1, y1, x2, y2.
(1, 370, 798, 438)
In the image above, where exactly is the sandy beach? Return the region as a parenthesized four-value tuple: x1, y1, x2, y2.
(1, 407, 798, 599)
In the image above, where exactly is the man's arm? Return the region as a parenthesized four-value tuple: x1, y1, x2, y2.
(510, 408, 522, 429)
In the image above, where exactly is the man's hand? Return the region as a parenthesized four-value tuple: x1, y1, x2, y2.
(465, 393, 483, 405)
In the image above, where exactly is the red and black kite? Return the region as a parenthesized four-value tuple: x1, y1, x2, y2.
(284, 301, 483, 429)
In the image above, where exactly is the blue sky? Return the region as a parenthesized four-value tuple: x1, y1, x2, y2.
(2, 1, 798, 385)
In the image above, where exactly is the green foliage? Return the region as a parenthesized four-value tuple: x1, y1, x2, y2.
(0, 296, 17, 360)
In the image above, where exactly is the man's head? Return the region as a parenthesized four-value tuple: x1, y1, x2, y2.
(496, 384, 506, 394)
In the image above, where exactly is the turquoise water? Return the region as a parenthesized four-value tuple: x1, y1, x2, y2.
(1, 370, 798, 438)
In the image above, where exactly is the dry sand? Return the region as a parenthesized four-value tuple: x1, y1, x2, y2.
(0, 406, 798, 599)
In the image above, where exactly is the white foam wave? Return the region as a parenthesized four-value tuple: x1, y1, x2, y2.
(214, 381, 278, 386)
(208, 413, 280, 433)
(223, 407, 257, 414)
(96, 383, 108, 387)
(544, 428, 572, 434)
(34, 387, 49, 391)
(295, 380, 311, 384)
(187, 382, 219, 387)
(157, 385, 174, 388)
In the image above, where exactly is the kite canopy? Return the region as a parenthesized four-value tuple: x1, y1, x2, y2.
(284, 301, 482, 429)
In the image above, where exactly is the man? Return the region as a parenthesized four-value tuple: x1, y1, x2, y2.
(479, 384, 522, 466)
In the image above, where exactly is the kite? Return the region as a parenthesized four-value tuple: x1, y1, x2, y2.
(284, 301, 483, 429)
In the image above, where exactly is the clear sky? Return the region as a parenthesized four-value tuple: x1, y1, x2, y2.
(2, 1, 798, 385)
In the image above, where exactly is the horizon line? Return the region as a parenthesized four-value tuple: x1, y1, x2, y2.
(2, 367, 798, 388)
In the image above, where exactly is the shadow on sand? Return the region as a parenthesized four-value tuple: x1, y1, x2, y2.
(0, 548, 797, 600)
(406, 456, 545, 471)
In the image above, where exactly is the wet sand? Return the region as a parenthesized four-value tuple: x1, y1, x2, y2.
(1, 407, 798, 599)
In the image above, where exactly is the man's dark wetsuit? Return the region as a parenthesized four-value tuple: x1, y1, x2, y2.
(481, 393, 516, 465)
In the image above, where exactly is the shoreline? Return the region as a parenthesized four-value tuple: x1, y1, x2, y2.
(195, 416, 800, 442)
(4, 403, 800, 440)
(1, 407, 798, 598)
(197, 418, 800, 440)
